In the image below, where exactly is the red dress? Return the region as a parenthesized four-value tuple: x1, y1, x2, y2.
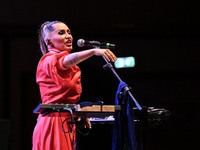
(32, 48, 82, 150)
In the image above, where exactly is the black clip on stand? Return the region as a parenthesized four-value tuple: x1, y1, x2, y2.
(102, 55, 142, 110)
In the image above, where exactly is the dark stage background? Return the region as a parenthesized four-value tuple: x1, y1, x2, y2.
(0, 0, 199, 150)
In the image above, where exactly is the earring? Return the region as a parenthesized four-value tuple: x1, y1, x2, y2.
(47, 40, 52, 45)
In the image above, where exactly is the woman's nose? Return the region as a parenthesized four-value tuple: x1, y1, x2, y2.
(66, 33, 71, 38)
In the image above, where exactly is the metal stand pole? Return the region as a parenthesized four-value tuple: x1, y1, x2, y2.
(102, 56, 142, 110)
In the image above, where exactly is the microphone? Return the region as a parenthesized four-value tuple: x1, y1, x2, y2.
(77, 39, 115, 49)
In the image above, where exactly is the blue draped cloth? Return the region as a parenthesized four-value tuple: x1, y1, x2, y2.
(112, 81, 137, 150)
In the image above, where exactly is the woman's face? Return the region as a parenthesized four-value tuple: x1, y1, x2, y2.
(49, 23, 73, 51)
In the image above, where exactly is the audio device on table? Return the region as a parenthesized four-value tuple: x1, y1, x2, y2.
(33, 101, 120, 118)
(33, 101, 171, 126)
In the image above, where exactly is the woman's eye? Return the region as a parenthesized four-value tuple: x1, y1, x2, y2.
(58, 30, 65, 35)
(67, 31, 71, 35)
(58, 30, 71, 35)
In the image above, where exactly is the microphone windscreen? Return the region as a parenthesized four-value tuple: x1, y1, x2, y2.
(77, 39, 85, 47)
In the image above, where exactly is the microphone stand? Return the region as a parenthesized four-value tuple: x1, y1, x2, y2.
(101, 55, 142, 110)
(101, 55, 142, 150)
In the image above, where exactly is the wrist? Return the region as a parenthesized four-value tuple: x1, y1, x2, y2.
(91, 49, 95, 55)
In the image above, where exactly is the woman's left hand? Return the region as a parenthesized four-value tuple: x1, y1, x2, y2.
(77, 117, 92, 129)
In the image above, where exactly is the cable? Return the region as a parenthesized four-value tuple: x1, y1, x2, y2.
(60, 108, 75, 133)
(53, 108, 75, 150)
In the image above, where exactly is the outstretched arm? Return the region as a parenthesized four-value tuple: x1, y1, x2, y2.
(63, 49, 117, 67)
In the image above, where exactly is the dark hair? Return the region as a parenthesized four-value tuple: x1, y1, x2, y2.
(38, 21, 63, 55)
